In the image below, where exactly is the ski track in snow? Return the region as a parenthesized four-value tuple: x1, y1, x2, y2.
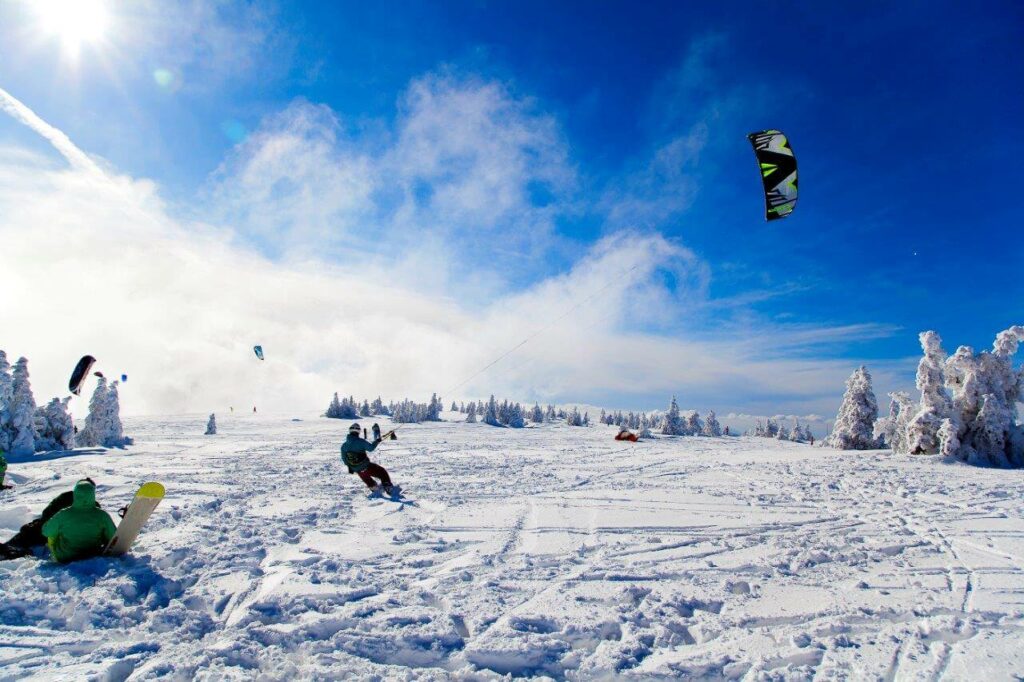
(1, 413, 1023, 680)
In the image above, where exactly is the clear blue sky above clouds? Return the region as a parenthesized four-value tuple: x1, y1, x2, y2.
(1, 0, 1022, 415)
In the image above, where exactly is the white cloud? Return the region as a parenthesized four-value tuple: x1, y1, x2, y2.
(208, 74, 577, 293)
(0, 83, 912, 420)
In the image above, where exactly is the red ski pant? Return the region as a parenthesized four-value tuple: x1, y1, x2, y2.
(357, 463, 392, 489)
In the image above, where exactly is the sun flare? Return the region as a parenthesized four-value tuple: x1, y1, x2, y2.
(33, 0, 110, 54)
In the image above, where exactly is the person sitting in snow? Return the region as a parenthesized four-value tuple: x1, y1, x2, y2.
(614, 427, 639, 442)
(341, 422, 394, 495)
(41, 479, 117, 563)
(0, 450, 8, 489)
(0, 477, 110, 560)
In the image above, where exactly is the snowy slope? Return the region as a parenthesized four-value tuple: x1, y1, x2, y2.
(1, 414, 1023, 680)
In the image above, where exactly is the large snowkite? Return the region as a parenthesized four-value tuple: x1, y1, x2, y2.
(748, 129, 798, 221)
(253, 345, 264, 361)
(68, 355, 96, 395)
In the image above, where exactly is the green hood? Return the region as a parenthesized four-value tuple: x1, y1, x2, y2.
(72, 481, 96, 508)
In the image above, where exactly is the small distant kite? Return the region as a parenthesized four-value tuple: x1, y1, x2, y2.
(68, 355, 96, 395)
(121, 374, 128, 383)
(253, 345, 264, 361)
(748, 129, 798, 221)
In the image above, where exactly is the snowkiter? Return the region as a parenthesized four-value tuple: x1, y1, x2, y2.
(41, 480, 116, 563)
(341, 423, 393, 494)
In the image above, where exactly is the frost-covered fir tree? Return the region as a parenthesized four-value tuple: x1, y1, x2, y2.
(483, 396, 500, 426)
(325, 393, 343, 419)
(80, 376, 109, 447)
(34, 397, 75, 452)
(8, 358, 38, 456)
(466, 401, 478, 423)
(206, 413, 217, 435)
(824, 366, 880, 450)
(361, 400, 372, 417)
(371, 397, 388, 416)
(874, 391, 914, 452)
(702, 410, 722, 437)
(451, 401, 458, 412)
(0, 350, 13, 453)
(105, 381, 128, 447)
(905, 331, 954, 454)
(661, 396, 684, 435)
(776, 424, 789, 440)
(686, 411, 703, 436)
(425, 394, 443, 421)
(566, 407, 584, 426)
(530, 403, 544, 423)
(508, 403, 525, 428)
(80, 378, 130, 448)
(944, 326, 1024, 467)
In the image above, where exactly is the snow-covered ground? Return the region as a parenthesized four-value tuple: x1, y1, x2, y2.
(2, 414, 1023, 680)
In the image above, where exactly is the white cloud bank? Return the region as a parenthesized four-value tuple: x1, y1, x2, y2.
(0, 80, 911, 419)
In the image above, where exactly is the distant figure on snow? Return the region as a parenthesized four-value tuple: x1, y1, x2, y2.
(0, 451, 8, 489)
(614, 427, 639, 442)
(253, 406, 257, 413)
(341, 422, 395, 495)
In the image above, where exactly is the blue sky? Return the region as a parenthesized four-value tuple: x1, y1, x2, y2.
(1, 1, 1022, 418)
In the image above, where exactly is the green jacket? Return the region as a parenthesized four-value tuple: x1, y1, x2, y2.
(341, 433, 379, 473)
(42, 481, 117, 563)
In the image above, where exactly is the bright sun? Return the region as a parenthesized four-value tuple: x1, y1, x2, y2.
(34, 0, 110, 54)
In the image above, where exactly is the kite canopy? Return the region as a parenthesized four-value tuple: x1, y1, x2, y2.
(253, 345, 264, 361)
(68, 355, 96, 395)
(748, 129, 798, 221)
(121, 374, 128, 382)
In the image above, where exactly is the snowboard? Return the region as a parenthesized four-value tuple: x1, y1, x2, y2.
(106, 482, 165, 556)
(367, 484, 405, 501)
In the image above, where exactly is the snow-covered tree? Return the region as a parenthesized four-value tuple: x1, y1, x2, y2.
(425, 394, 443, 421)
(824, 366, 880, 450)
(361, 400, 372, 417)
(943, 326, 1024, 467)
(105, 381, 128, 447)
(775, 424, 789, 441)
(686, 411, 703, 436)
(879, 326, 1024, 467)
(325, 393, 342, 418)
(702, 410, 722, 437)
(205, 413, 217, 435)
(7, 357, 38, 456)
(483, 395, 500, 426)
(34, 397, 75, 452)
(531, 403, 544, 423)
(874, 391, 914, 452)
(466, 401, 478, 423)
(662, 396, 685, 435)
(905, 331, 955, 454)
(0, 350, 12, 453)
(937, 417, 960, 458)
(566, 406, 584, 426)
(451, 401, 458, 412)
(508, 403, 525, 428)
